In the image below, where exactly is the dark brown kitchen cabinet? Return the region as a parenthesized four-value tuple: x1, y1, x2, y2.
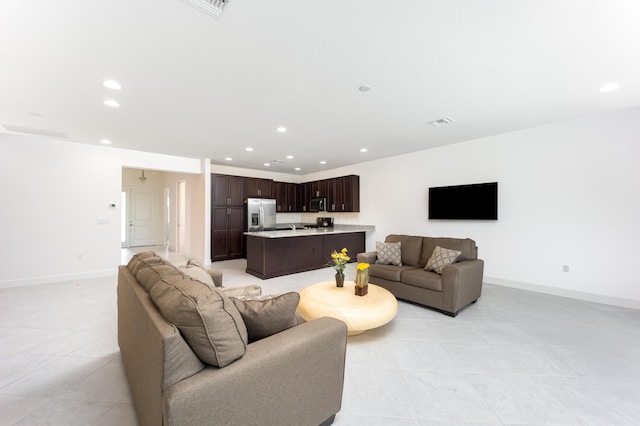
(213, 174, 244, 206)
(246, 232, 365, 279)
(211, 174, 245, 261)
(244, 177, 273, 198)
(310, 180, 327, 198)
(327, 175, 360, 212)
(299, 182, 311, 212)
(275, 181, 299, 212)
(211, 206, 244, 261)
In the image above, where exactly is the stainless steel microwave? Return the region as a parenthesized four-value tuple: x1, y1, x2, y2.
(309, 197, 326, 212)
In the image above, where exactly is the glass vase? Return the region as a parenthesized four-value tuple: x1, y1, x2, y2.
(335, 271, 345, 288)
(355, 269, 369, 296)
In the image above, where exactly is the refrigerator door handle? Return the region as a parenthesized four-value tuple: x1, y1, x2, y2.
(259, 206, 264, 230)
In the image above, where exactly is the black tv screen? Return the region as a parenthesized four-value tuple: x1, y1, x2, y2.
(429, 182, 498, 220)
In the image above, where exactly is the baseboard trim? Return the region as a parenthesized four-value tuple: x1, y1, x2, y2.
(484, 276, 640, 310)
(0, 269, 116, 289)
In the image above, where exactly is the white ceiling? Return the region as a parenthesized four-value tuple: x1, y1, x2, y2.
(1, 0, 640, 174)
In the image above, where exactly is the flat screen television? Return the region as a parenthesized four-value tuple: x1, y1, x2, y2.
(428, 182, 498, 220)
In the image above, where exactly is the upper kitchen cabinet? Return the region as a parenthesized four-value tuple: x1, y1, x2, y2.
(275, 181, 301, 212)
(212, 174, 244, 206)
(298, 182, 311, 212)
(327, 175, 360, 212)
(244, 177, 273, 198)
(310, 180, 327, 198)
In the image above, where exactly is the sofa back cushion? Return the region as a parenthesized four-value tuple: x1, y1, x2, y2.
(127, 251, 159, 276)
(385, 235, 424, 267)
(136, 262, 181, 292)
(420, 237, 477, 267)
(149, 274, 248, 368)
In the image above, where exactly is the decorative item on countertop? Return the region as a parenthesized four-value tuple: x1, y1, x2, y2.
(355, 262, 369, 296)
(328, 248, 350, 287)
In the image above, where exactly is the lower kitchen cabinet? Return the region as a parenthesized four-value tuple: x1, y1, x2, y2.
(245, 232, 365, 279)
(211, 206, 244, 261)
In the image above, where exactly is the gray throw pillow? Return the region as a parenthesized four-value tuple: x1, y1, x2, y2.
(375, 241, 402, 266)
(150, 275, 248, 367)
(178, 264, 215, 287)
(425, 245, 462, 274)
(231, 292, 300, 342)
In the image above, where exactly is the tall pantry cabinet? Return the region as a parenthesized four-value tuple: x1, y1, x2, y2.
(211, 174, 244, 261)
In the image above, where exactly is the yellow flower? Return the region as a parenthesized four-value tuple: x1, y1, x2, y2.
(328, 248, 350, 272)
(357, 262, 370, 271)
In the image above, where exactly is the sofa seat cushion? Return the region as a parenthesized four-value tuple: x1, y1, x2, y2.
(149, 274, 248, 368)
(369, 264, 420, 282)
(385, 235, 424, 267)
(231, 292, 300, 342)
(401, 268, 443, 291)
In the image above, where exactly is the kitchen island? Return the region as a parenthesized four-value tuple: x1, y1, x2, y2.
(244, 225, 375, 279)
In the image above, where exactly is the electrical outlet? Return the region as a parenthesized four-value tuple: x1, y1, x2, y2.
(562, 265, 570, 273)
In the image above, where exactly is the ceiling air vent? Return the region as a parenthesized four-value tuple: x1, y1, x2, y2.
(428, 117, 455, 127)
(181, 0, 230, 18)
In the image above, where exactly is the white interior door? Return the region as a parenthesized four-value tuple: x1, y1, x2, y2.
(129, 188, 157, 247)
(177, 180, 186, 253)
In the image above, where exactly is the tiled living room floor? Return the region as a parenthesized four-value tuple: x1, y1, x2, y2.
(1, 246, 639, 425)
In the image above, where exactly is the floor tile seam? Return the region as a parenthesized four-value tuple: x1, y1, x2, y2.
(0, 354, 114, 392)
(0, 392, 123, 405)
(397, 369, 429, 422)
(396, 366, 582, 378)
(457, 371, 577, 426)
(0, 354, 64, 390)
(399, 369, 505, 425)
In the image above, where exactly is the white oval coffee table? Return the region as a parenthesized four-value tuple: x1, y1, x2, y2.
(297, 281, 398, 335)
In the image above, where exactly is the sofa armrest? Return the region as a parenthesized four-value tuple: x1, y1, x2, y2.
(357, 251, 377, 264)
(206, 268, 223, 287)
(163, 317, 348, 426)
(441, 259, 484, 315)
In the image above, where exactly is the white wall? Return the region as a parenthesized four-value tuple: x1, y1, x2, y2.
(302, 107, 640, 307)
(0, 134, 202, 287)
(2, 106, 639, 307)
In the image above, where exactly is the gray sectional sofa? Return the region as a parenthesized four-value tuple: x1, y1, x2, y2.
(118, 252, 347, 426)
(357, 234, 484, 316)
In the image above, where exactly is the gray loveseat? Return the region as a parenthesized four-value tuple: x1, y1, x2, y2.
(118, 252, 347, 426)
(357, 235, 484, 316)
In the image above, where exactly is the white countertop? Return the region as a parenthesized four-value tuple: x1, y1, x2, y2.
(244, 224, 375, 238)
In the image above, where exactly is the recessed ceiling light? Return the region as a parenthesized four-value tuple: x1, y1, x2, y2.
(599, 82, 620, 93)
(103, 80, 122, 90)
(246, 147, 254, 152)
(225, 157, 232, 161)
(320, 161, 327, 165)
(100, 139, 112, 145)
(264, 163, 271, 167)
(295, 167, 301, 171)
(276, 126, 287, 133)
(360, 148, 368, 153)
(286, 155, 293, 159)
(358, 85, 372, 92)
(104, 99, 120, 108)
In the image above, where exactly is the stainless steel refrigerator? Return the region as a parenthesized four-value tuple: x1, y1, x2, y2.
(245, 198, 277, 231)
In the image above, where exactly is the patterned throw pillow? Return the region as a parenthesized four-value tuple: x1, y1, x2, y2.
(375, 241, 402, 266)
(425, 246, 462, 274)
